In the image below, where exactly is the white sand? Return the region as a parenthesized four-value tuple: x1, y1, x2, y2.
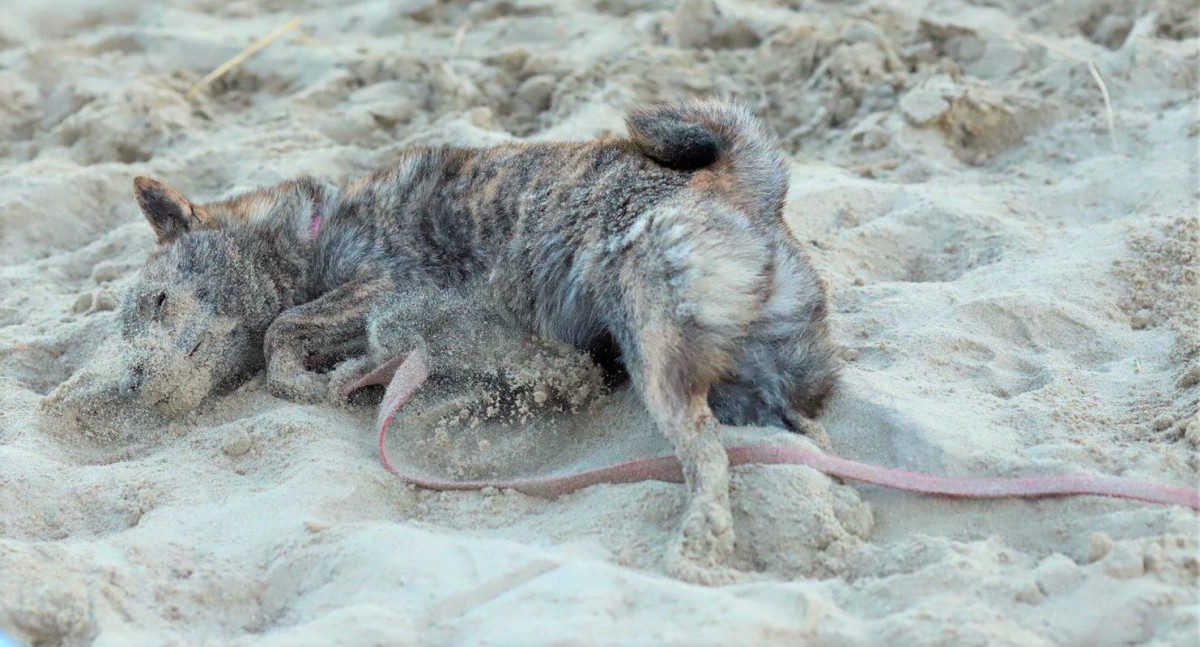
(1, 0, 1198, 645)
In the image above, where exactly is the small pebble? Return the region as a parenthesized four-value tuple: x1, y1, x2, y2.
(1101, 543, 1144, 579)
(1090, 15, 1132, 50)
(1087, 532, 1113, 563)
(852, 124, 890, 151)
(467, 107, 497, 130)
(72, 292, 93, 314)
(222, 429, 253, 457)
(900, 86, 950, 126)
(1034, 553, 1081, 595)
(1151, 413, 1174, 432)
(1175, 364, 1200, 389)
(481, 486, 500, 497)
(1142, 542, 1165, 573)
(1014, 582, 1044, 605)
(304, 520, 330, 533)
(1130, 309, 1152, 330)
(90, 261, 128, 284)
(901, 41, 937, 65)
(91, 289, 118, 312)
(1183, 416, 1200, 448)
(516, 74, 556, 112)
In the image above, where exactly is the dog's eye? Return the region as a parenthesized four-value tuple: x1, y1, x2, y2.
(154, 292, 167, 312)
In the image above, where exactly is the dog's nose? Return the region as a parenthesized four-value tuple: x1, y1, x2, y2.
(120, 364, 145, 395)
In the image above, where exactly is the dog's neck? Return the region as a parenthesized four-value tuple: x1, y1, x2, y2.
(230, 218, 322, 310)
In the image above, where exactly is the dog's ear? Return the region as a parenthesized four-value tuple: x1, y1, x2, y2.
(133, 176, 209, 244)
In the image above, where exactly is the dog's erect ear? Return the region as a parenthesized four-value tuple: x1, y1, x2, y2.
(133, 176, 208, 244)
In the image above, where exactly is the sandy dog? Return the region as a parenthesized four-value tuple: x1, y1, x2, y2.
(71, 100, 837, 578)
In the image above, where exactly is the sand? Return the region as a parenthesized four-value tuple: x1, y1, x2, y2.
(2, 0, 1198, 645)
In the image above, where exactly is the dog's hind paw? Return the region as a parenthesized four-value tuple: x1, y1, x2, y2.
(658, 496, 747, 584)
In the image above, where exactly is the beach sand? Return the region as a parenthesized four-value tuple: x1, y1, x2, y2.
(1, 0, 1198, 644)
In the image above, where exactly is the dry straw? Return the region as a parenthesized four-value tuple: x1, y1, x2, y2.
(186, 17, 303, 101)
(452, 19, 473, 56)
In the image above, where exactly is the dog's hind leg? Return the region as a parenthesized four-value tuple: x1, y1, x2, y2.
(625, 323, 737, 581)
(598, 201, 777, 581)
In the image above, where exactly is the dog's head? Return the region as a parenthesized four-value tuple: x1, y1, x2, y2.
(111, 176, 333, 413)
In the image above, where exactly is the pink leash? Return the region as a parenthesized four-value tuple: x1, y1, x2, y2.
(369, 350, 1200, 510)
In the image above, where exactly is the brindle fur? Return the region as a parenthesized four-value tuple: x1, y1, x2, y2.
(113, 100, 839, 578)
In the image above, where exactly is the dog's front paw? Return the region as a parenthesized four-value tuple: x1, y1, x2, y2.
(266, 372, 328, 403)
(265, 356, 329, 403)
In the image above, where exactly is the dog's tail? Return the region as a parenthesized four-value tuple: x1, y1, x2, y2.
(625, 100, 788, 215)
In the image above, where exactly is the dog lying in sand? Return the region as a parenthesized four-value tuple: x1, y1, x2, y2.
(66, 100, 839, 578)
(43, 100, 1199, 583)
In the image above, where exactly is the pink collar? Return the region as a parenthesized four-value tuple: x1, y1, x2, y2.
(309, 210, 323, 240)
(309, 191, 326, 240)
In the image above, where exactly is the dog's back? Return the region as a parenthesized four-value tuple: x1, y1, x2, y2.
(331, 101, 838, 431)
(124, 101, 836, 431)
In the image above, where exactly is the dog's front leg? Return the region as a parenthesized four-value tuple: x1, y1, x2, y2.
(264, 276, 393, 403)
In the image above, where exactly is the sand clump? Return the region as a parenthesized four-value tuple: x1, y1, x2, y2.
(1114, 215, 1200, 451)
(732, 463, 875, 579)
(429, 336, 609, 433)
(1, 0, 1199, 645)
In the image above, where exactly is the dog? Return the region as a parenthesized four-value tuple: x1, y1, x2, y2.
(106, 100, 839, 578)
